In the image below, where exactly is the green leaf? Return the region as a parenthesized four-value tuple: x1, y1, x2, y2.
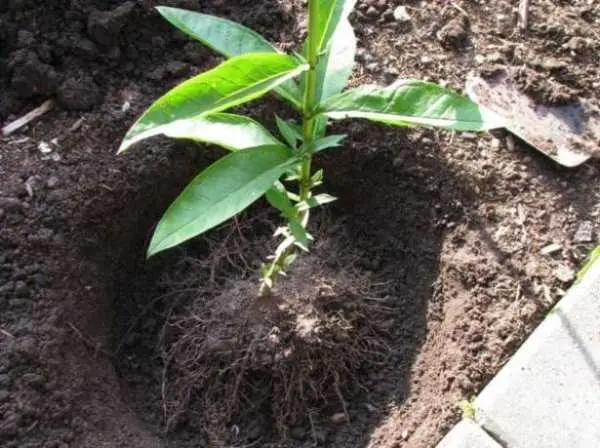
(275, 116, 303, 148)
(148, 145, 296, 256)
(301, 134, 347, 154)
(282, 253, 298, 267)
(119, 53, 308, 152)
(313, 115, 329, 139)
(297, 193, 338, 212)
(160, 113, 281, 151)
(314, 0, 356, 53)
(314, 19, 356, 104)
(311, 169, 324, 187)
(273, 220, 312, 252)
(265, 182, 312, 251)
(157, 6, 275, 56)
(156, 6, 302, 108)
(320, 80, 506, 131)
(265, 181, 296, 218)
(288, 219, 312, 251)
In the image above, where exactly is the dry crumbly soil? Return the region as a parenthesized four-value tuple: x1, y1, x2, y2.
(1, 0, 599, 447)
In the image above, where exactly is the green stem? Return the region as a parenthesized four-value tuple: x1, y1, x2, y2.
(259, 0, 320, 298)
(300, 0, 320, 218)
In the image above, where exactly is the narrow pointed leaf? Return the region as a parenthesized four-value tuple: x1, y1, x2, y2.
(157, 6, 275, 56)
(289, 219, 312, 251)
(148, 145, 296, 256)
(314, 19, 356, 104)
(302, 134, 347, 154)
(311, 169, 324, 187)
(320, 80, 506, 131)
(156, 6, 302, 108)
(297, 194, 338, 212)
(315, 0, 356, 52)
(265, 181, 312, 250)
(119, 53, 308, 152)
(161, 113, 281, 151)
(265, 181, 296, 218)
(313, 115, 329, 139)
(275, 115, 302, 148)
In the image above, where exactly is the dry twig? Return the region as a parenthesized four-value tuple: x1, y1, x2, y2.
(2, 100, 54, 136)
(518, 0, 530, 32)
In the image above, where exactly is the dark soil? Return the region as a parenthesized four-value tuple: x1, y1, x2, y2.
(1, 1, 599, 447)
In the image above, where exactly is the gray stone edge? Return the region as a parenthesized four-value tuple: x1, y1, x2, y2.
(436, 419, 504, 447)
(436, 257, 600, 448)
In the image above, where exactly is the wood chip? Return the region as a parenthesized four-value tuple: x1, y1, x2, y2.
(541, 243, 562, 255)
(518, 0, 530, 32)
(2, 100, 54, 136)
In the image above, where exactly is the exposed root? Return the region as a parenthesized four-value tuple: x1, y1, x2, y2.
(156, 223, 397, 445)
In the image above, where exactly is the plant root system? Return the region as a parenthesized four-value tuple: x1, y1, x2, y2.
(158, 225, 395, 444)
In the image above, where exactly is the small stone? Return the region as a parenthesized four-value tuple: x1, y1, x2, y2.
(402, 429, 410, 440)
(366, 62, 379, 71)
(315, 429, 328, 443)
(146, 67, 166, 81)
(474, 54, 485, 65)
(46, 176, 59, 188)
(10, 53, 59, 98)
(366, 6, 378, 18)
(166, 61, 191, 78)
(87, 1, 135, 46)
(573, 221, 594, 243)
(151, 35, 165, 50)
(556, 265, 575, 283)
(56, 76, 102, 111)
(14, 280, 28, 297)
(486, 51, 505, 64)
(0, 411, 21, 437)
(16, 29, 35, 48)
(38, 141, 53, 154)
(365, 403, 378, 412)
(71, 38, 98, 61)
(0, 374, 10, 387)
(541, 243, 562, 255)
(519, 301, 539, 320)
(456, 373, 474, 391)
(382, 8, 394, 21)
(0, 282, 14, 295)
(393, 6, 411, 22)
(437, 16, 470, 50)
(330, 412, 348, 424)
(0, 197, 24, 212)
(183, 42, 205, 65)
(562, 36, 587, 52)
(106, 46, 121, 60)
(290, 426, 306, 440)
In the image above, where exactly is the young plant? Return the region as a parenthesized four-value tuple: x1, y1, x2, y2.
(119, 1, 502, 297)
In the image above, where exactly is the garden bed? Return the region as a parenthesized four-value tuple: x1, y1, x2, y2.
(1, 1, 598, 447)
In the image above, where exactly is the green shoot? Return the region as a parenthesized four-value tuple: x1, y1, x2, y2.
(118, 0, 504, 297)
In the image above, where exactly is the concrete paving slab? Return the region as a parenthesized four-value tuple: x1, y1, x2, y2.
(474, 259, 600, 448)
(436, 420, 502, 448)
